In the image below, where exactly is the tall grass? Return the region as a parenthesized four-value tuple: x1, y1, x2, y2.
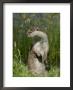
(13, 13, 60, 77)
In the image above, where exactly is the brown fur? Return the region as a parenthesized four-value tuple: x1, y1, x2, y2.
(28, 50, 48, 77)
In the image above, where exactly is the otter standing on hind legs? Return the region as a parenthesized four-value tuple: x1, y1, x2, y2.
(27, 28, 49, 76)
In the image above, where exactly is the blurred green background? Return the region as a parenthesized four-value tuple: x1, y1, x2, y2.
(13, 13, 60, 77)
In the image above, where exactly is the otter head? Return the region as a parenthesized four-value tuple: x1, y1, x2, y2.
(27, 27, 39, 37)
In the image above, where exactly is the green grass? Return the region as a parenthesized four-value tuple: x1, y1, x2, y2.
(13, 13, 60, 77)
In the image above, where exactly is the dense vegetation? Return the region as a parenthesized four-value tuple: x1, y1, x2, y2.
(13, 13, 60, 77)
